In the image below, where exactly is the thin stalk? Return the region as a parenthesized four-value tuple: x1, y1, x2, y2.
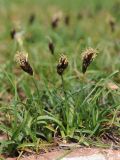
(61, 75, 69, 135)
(31, 76, 40, 133)
(61, 75, 66, 98)
(32, 76, 40, 101)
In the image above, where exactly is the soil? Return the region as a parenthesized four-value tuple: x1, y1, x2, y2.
(1, 147, 120, 160)
(1, 135, 120, 160)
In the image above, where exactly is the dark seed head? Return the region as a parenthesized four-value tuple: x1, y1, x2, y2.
(51, 12, 62, 29)
(15, 51, 33, 76)
(107, 15, 116, 32)
(57, 55, 68, 75)
(109, 19, 116, 32)
(29, 13, 35, 25)
(48, 41, 55, 55)
(51, 18, 59, 29)
(20, 61, 33, 75)
(82, 48, 97, 74)
(10, 29, 16, 39)
(64, 15, 70, 26)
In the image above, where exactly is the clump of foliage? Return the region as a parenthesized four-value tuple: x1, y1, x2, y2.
(0, 0, 120, 157)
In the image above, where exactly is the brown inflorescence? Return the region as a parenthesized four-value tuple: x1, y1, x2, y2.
(15, 51, 33, 76)
(64, 15, 70, 25)
(51, 11, 63, 29)
(109, 18, 116, 32)
(48, 40, 55, 55)
(10, 29, 16, 39)
(82, 48, 97, 74)
(29, 13, 36, 25)
(57, 55, 68, 75)
(51, 17, 59, 28)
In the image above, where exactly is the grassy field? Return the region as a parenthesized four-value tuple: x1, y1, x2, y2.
(0, 0, 120, 157)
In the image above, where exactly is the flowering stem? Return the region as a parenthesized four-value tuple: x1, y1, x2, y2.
(61, 75, 69, 130)
(32, 76, 40, 102)
(61, 75, 66, 98)
(32, 76, 40, 133)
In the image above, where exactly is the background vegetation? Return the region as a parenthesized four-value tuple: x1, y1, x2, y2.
(0, 0, 120, 157)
